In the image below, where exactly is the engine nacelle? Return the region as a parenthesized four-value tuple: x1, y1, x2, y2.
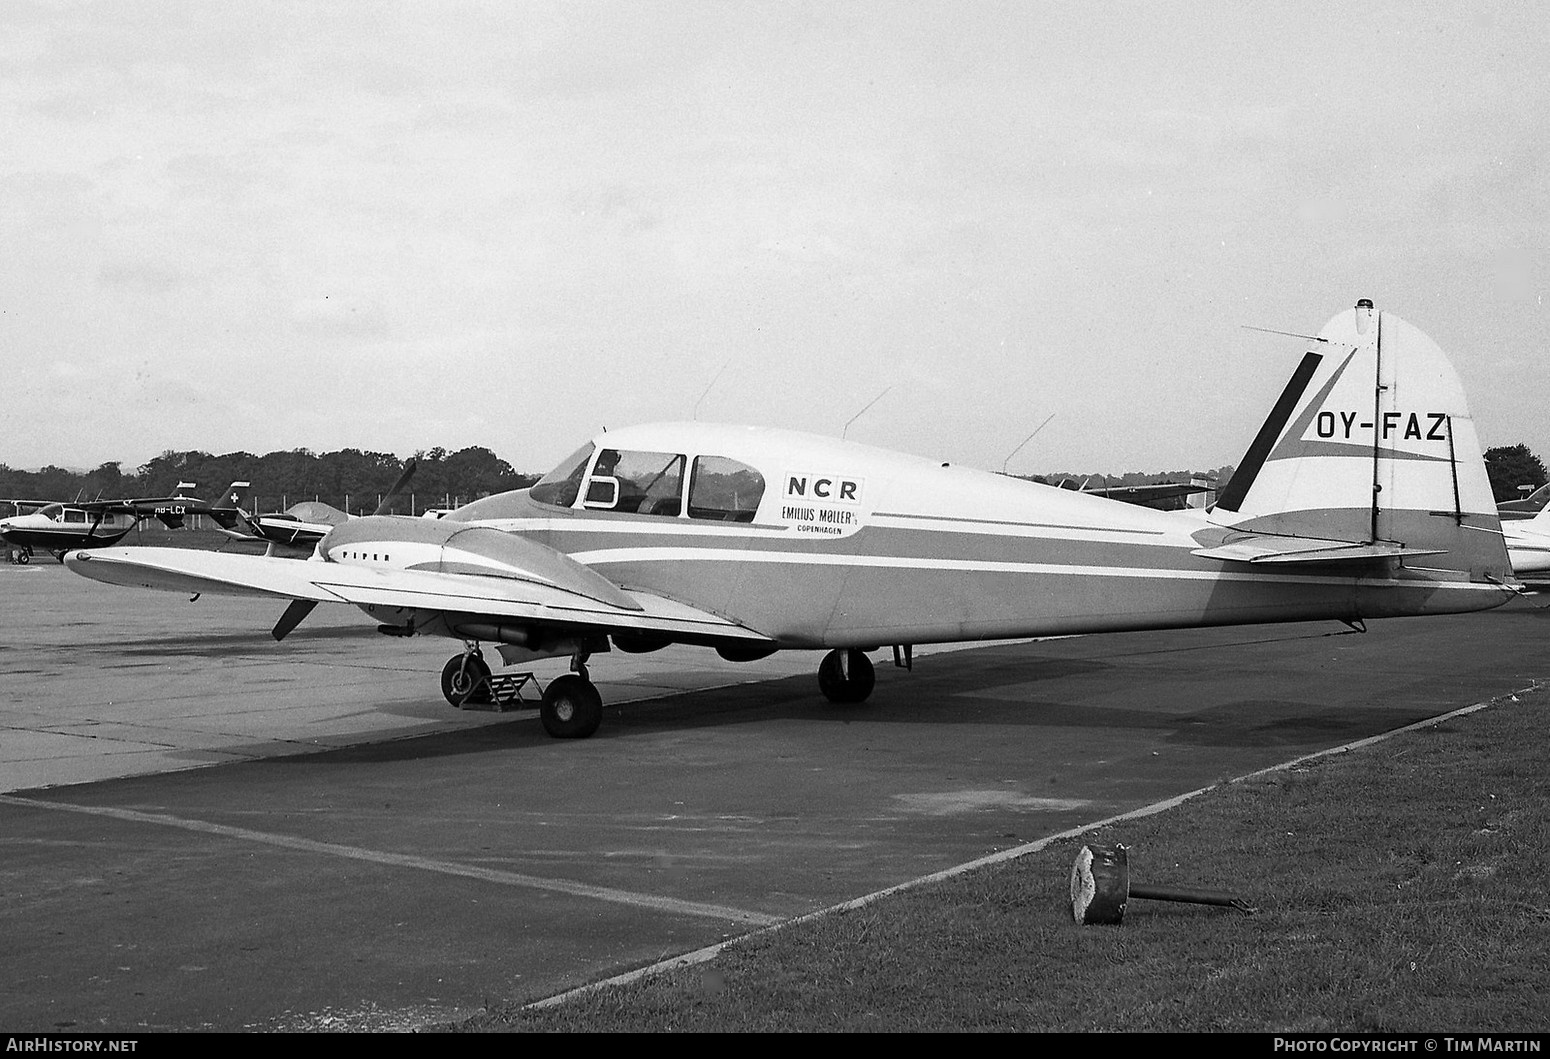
(321, 516, 642, 611)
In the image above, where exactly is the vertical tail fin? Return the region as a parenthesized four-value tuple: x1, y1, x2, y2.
(209, 481, 254, 532)
(1211, 300, 1509, 581)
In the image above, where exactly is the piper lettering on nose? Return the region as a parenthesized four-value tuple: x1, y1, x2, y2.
(785, 474, 863, 503)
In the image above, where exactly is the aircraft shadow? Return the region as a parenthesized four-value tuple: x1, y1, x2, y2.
(243, 646, 1423, 772)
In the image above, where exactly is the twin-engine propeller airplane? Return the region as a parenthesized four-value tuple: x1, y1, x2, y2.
(211, 461, 419, 554)
(68, 300, 1518, 739)
(212, 481, 349, 551)
(2, 482, 203, 563)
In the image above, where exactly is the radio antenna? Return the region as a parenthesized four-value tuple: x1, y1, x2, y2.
(693, 358, 734, 421)
(842, 387, 892, 439)
(1002, 413, 1056, 475)
(1241, 324, 1329, 343)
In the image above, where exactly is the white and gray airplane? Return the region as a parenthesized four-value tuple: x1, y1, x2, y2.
(69, 301, 1517, 739)
(1502, 504, 1550, 582)
(1, 482, 201, 563)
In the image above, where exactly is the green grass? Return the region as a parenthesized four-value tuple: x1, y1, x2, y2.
(458, 685, 1550, 1032)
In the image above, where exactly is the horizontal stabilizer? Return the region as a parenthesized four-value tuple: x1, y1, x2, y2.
(1193, 537, 1446, 565)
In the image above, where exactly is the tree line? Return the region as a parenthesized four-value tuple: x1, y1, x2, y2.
(1484, 444, 1548, 503)
(1024, 442, 1549, 508)
(3, 442, 1543, 514)
(0, 446, 539, 516)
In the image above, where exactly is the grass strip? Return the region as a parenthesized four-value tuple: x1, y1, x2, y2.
(461, 684, 1550, 1032)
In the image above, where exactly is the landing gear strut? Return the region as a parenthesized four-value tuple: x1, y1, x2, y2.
(440, 649, 492, 707)
(817, 648, 876, 704)
(10, 545, 32, 565)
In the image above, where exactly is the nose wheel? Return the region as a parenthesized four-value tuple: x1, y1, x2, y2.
(817, 649, 875, 704)
(440, 651, 493, 707)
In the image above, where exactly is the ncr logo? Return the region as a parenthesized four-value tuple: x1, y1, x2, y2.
(785, 473, 863, 504)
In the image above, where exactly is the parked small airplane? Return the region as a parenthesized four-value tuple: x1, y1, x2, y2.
(69, 300, 1516, 738)
(1054, 477, 1215, 510)
(213, 482, 350, 552)
(213, 462, 418, 554)
(1501, 504, 1550, 581)
(2, 483, 203, 563)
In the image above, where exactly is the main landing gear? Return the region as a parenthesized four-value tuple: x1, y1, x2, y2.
(817, 648, 876, 704)
(538, 669, 603, 740)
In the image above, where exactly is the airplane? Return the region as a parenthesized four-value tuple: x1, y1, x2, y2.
(1501, 504, 1550, 582)
(1, 482, 204, 564)
(67, 299, 1517, 740)
(212, 462, 418, 554)
(1052, 477, 1215, 510)
(212, 482, 351, 552)
(1498, 482, 1550, 521)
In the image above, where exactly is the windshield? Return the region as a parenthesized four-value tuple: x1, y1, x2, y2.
(587, 449, 685, 515)
(529, 443, 595, 508)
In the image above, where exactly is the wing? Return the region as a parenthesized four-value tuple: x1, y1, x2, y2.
(66, 546, 773, 645)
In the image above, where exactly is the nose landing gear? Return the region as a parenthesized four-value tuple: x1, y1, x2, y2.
(440, 648, 493, 707)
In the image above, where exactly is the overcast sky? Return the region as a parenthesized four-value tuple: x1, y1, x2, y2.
(4, 1, 1546, 479)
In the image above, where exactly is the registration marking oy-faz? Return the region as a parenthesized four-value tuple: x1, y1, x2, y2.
(1314, 410, 1450, 442)
(781, 472, 865, 536)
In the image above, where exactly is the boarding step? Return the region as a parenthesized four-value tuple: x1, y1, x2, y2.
(463, 671, 540, 712)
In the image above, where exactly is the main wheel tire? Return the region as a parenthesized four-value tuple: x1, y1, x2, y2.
(540, 674, 603, 739)
(817, 649, 876, 704)
(440, 653, 492, 708)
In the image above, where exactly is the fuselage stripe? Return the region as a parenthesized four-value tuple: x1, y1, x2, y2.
(566, 545, 1498, 591)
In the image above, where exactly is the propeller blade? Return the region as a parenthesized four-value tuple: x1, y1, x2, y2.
(272, 598, 318, 641)
(373, 459, 418, 516)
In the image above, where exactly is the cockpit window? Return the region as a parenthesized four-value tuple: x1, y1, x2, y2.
(529, 443, 594, 508)
(63, 508, 87, 524)
(688, 456, 765, 522)
(37, 504, 63, 521)
(586, 449, 685, 516)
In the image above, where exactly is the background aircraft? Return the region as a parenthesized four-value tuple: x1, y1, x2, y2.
(213, 461, 419, 554)
(1501, 504, 1550, 584)
(1053, 477, 1215, 510)
(2, 482, 203, 563)
(69, 301, 1515, 740)
(213, 481, 349, 552)
(1498, 482, 1550, 521)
